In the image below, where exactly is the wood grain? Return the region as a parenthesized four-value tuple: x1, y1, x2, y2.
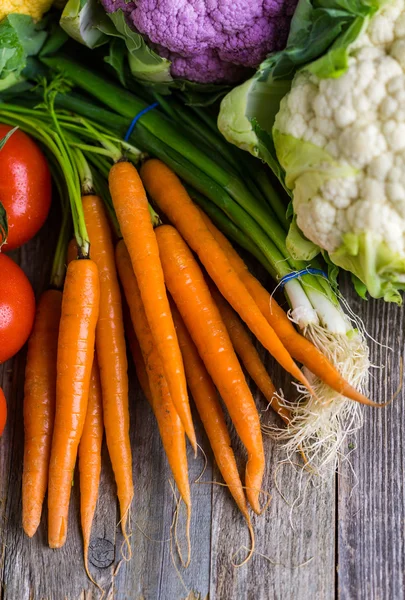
(337, 280, 405, 600)
(210, 342, 335, 600)
(0, 217, 403, 599)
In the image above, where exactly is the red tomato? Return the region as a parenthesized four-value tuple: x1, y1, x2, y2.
(0, 124, 52, 251)
(0, 388, 6, 436)
(0, 254, 35, 363)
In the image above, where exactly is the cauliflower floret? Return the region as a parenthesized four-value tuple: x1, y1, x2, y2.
(274, 0, 405, 260)
(295, 195, 341, 251)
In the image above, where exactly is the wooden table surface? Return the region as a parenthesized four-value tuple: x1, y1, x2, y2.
(0, 208, 403, 600)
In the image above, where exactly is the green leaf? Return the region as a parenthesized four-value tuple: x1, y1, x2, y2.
(105, 9, 172, 84)
(287, 215, 320, 261)
(351, 273, 368, 300)
(40, 22, 69, 56)
(0, 15, 47, 91)
(330, 232, 405, 303)
(0, 126, 18, 151)
(322, 251, 340, 291)
(104, 38, 127, 86)
(60, 0, 110, 48)
(273, 129, 357, 199)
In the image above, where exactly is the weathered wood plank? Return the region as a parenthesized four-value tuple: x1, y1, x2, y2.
(210, 340, 335, 600)
(338, 281, 405, 600)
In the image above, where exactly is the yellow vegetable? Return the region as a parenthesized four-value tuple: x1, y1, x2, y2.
(0, 0, 53, 21)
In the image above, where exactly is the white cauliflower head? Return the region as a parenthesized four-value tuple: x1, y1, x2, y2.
(274, 0, 405, 301)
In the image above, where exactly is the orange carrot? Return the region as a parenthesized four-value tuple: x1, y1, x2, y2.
(170, 300, 252, 521)
(109, 162, 196, 451)
(140, 159, 312, 394)
(22, 289, 62, 537)
(48, 258, 100, 548)
(155, 225, 265, 514)
(82, 194, 133, 538)
(116, 242, 192, 537)
(67, 238, 78, 264)
(126, 317, 192, 566)
(78, 355, 103, 586)
(199, 210, 375, 406)
(208, 283, 291, 425)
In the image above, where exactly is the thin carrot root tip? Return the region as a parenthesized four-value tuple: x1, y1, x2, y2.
(118, 502, 133, 562)
(246, 485, 272, 517)
(231, 516, 255, 568)
(265, 325, 370, 474)
(84, 547, 105, 595)
(169, 480, 192, 569)
(175, 501, 192, 569)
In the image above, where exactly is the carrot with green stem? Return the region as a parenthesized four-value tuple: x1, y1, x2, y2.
(170, 300, 255, 562)
(155, 225, 265, 514)
(116, 242, 191, 565)
(22, 182, 70, 538)
(109, 160, 196, 452)
(140, 159, 313, 395)
(208, 283, 292, 426)
(75, 152, 134, 544)
(44, 88, 100, 549)
(198, 210, 378, 407)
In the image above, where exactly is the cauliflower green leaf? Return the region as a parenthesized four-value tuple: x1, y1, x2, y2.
(60, 0, 109, 48)
(331, 233, 405, 304)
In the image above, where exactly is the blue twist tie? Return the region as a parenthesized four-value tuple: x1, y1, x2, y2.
(124, 102, 159, 141)
(279, 268, 328, 289)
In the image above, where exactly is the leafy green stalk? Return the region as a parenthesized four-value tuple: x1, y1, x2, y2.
(50, 184, 71, 289)
(81, 149, 123, 237)
(154, 92, 241, 172)
(73, 147, 94, 194)
(41, 81, 90, 256)
(40, 56, 281, 232)
(44, 85, 338, 304)
(0, 106, 88, 255)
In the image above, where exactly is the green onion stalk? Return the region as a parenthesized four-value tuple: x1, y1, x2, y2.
(9, 59, 369, 471)
(0, 102, 90, 257)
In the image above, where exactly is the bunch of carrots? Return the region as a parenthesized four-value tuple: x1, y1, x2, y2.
(14, 94, 378, 587)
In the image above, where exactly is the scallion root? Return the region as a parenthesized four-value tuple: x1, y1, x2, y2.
(265, 323, 370, 474)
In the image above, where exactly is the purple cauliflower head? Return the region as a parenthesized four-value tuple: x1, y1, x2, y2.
(101, 0, 298, 84)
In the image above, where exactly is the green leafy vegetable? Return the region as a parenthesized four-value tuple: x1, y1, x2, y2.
(330, 234, 405, 304)
(0, 15, 47, 91)
(107, 10, 173, 85)
(60, 0, 109, 48)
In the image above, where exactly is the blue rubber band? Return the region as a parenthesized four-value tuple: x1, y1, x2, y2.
(124, 102, 159, 141)
(279, 268, 328, 289)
